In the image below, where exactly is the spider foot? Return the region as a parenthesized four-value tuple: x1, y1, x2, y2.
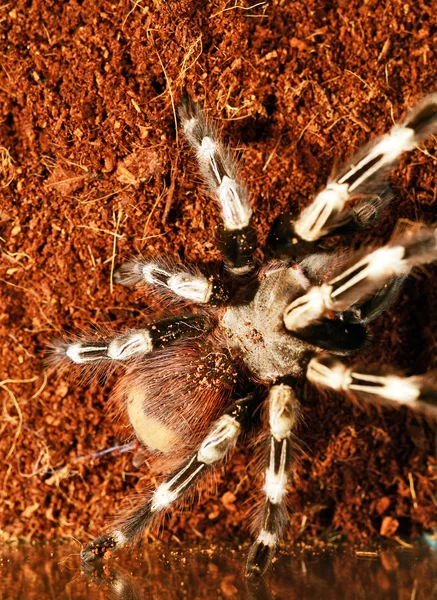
(81, 530, 126, 562)
(246, 535, 277, 578)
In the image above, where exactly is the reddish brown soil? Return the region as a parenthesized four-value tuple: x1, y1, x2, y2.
(1, 0, 436, 555)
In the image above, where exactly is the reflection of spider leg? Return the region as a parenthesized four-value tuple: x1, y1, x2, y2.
(307, 354, 437, 417)
(179, 96, 257, 276)
(81, 561, 143, 600)
(247, 383, 301, 578)
(293, 94, 437, 242)
(81, 395, 254, 562)
(114, 259, 229, 305)
(246, 574, 273, 600)
(284, 228, 437, 332)
(59, 315, 211, 365)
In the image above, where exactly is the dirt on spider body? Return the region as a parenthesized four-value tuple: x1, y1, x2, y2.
(1, 0, 436, 551)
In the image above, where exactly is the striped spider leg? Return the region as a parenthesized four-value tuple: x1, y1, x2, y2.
(246, 383, 301, 578)
(178, 95, 257, 276)
(307, 355, 437, 418)
(114, 258, 230, 306)
(81, 395, 254, 561)
(284, 228, 437, 333)
(59, 314, 212, 366)
(269, 94, 437, 256)
(293, 93, 437, 243)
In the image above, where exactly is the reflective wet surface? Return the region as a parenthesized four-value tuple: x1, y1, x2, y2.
(1, 540, 437, 599)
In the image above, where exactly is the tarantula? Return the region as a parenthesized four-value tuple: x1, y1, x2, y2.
(57, 94, 437, 577)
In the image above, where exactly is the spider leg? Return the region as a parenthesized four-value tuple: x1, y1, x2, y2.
(246, 383, 301, 578)
(114, 259, 229, 305)
(284, 227, 437, 332)
(269, 94, 437, 254)
(179, 96, 257, 276)
(307, 354, 437, 417)
(291, 275, 405, 350)
(80, 394, 254, 562)
(81, 561, 142, 600)
(295, 93, 437, 242)
(58, 315, 211, 365)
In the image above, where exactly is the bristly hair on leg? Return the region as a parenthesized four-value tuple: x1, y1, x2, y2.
(178, 95, 257, 275)
(246, 384, 304, 577)
(46, 325, 126, 386)
(284, 228, 437, 332)
(307, 355, 437, 419)
(293, 93, 437, 243)
(114, 254, 230, 306)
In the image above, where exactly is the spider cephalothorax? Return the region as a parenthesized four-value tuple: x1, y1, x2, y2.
(58, 94, 437, 577)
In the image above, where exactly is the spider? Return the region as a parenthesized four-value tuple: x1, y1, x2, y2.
(57, 94, 437, 578)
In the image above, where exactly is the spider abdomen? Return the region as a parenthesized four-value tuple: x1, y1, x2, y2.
(114, 339, 238, 461)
